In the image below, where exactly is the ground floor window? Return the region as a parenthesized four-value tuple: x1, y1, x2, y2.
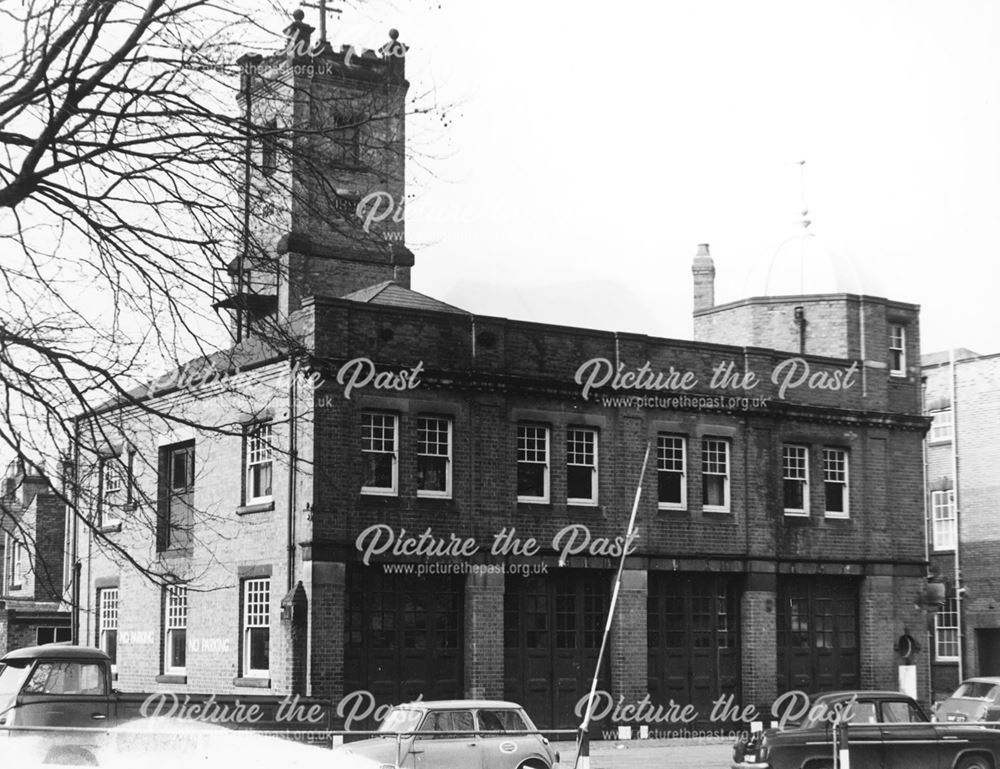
(242, 578, 270, 677)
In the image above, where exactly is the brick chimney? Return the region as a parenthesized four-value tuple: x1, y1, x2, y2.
(692, 243, 716, 312)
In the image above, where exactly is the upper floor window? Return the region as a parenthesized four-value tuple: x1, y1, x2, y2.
(246, 422, 274, 503)
(929, 409, 953, 443)
(98, 587, 119, 670)
(782, 445, 809, 515)
(932, 489, 956, 551)
(566, 428, 598, 506)
(889, 324, 906, 377)
(656, 434, 686, 510)
(934, 597, 960, 661)
(261, 118, 277, 177)
(362, 412, 398, 495)
(417, 416, 452, 498)
(5, 535, 26, 590)
(242, 578, 270, 678)
(158, 441, 194, 551)
(823, 448, 850, 517)
(98, 451, 133, 529)
(701, 438, 730, 512)
(516, 424, 549, 503)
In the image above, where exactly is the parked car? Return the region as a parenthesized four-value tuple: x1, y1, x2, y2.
(331, 699, 559, 769)
(732, 690, 1000, 769)
(0, 643, 334, 764)
(935, 678, 1000, 723)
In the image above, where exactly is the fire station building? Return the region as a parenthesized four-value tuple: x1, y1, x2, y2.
(75, 25, 930, 731)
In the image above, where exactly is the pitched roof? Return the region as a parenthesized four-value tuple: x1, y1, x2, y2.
(921, 348, 981, 367)
(341, 281, 468, 314)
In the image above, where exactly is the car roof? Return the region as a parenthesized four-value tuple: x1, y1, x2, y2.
(392, 700, 525, 710)
(1, 644, 111, 662)
(957, 678, 1000, 685)
(813, 691, 914, 701)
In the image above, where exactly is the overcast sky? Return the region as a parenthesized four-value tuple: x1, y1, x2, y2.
(332, 0, 1000, 356)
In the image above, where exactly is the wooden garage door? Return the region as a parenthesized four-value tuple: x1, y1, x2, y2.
(777, 577, 859, 693)
(503, 570, 610, 730)
(344, 567, 463, 720)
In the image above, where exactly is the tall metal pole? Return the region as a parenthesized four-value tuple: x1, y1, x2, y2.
(575, 442, 651, 769)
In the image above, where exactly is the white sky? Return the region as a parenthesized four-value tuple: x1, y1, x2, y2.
(334, 0, 1000, 356)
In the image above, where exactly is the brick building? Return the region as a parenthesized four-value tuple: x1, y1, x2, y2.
(924, 349, 1000, 700)
(0, 460, 71, 652)
(73, 24, 931, 731)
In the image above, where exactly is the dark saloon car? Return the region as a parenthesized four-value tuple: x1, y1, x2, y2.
(732, 690, 1000, 769)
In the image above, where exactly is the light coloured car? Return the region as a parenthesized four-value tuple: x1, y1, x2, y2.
(934, 677, 1000, 723)
(332, 699, 559, 769)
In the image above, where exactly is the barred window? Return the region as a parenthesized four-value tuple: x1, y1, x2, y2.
(783, 445, 809, 514)
(935, 597, 960, 661)
(823, 448, 849, 516)
(98, 588, 119, 668)
(566, 428, 598, 505)
(246, 422, 273, 502)
(701, 438, 730, 512)
(243, 578, 270, 677)
(517, 424, 549, 503)
(362, 413, 398, 494)
(417, 417, 452, 498)
(657, 434, 686, 509)
(932, 490, 957, 551)
(165, 586, 188, 674)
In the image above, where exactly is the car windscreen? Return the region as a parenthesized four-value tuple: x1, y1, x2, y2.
(0, 661, 32, 709)
(22, 661, 106, 695)
(953, 682, 1000, 700)
(377, 707, 424, 734)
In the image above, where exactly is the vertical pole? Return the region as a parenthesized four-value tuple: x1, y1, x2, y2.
(576, 728, 590, 769)
(950, 348, 963, 681)
(574, 443, 651, 769)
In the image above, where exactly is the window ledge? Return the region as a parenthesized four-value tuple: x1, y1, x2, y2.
(824, 514, 851, 522)
(156, 674, 187, 685)
(233, 676, 271, 689)
(98, 523, 123, 534)
(237, 500, 274, 516)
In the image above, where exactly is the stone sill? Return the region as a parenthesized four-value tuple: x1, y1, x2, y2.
(236, 500, 275, 516)
(156, 674, 187, 685)
(233, 676, 271, 689)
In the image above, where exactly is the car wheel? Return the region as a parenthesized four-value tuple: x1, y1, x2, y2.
(956, 755, 994, 769)
(518, 761, 549, 769)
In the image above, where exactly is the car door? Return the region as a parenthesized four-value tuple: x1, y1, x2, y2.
(878, 698, 939, 769)
(15, 660, 110, 729)
(477, 708, 541, 769)
(839, 699, 887, 769)
(410, 709, 481, 769)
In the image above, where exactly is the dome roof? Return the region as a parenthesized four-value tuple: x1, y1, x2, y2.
(740, 228, 881, 298)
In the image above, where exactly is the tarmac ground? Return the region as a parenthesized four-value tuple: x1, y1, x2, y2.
(552, 738, 732, 769)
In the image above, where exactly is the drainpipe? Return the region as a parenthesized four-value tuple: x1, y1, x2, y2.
(794, 306, 806, 355)
(950, 348, 963, 682)
(287, 360, 298, 593)
(70, 417, 81, 645)
(920, 375, 931, 706)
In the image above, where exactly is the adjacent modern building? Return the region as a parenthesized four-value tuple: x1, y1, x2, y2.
(0, 460, 71, 652)
(71, 21, 932, 732)
(924, 349, 1000, 701)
